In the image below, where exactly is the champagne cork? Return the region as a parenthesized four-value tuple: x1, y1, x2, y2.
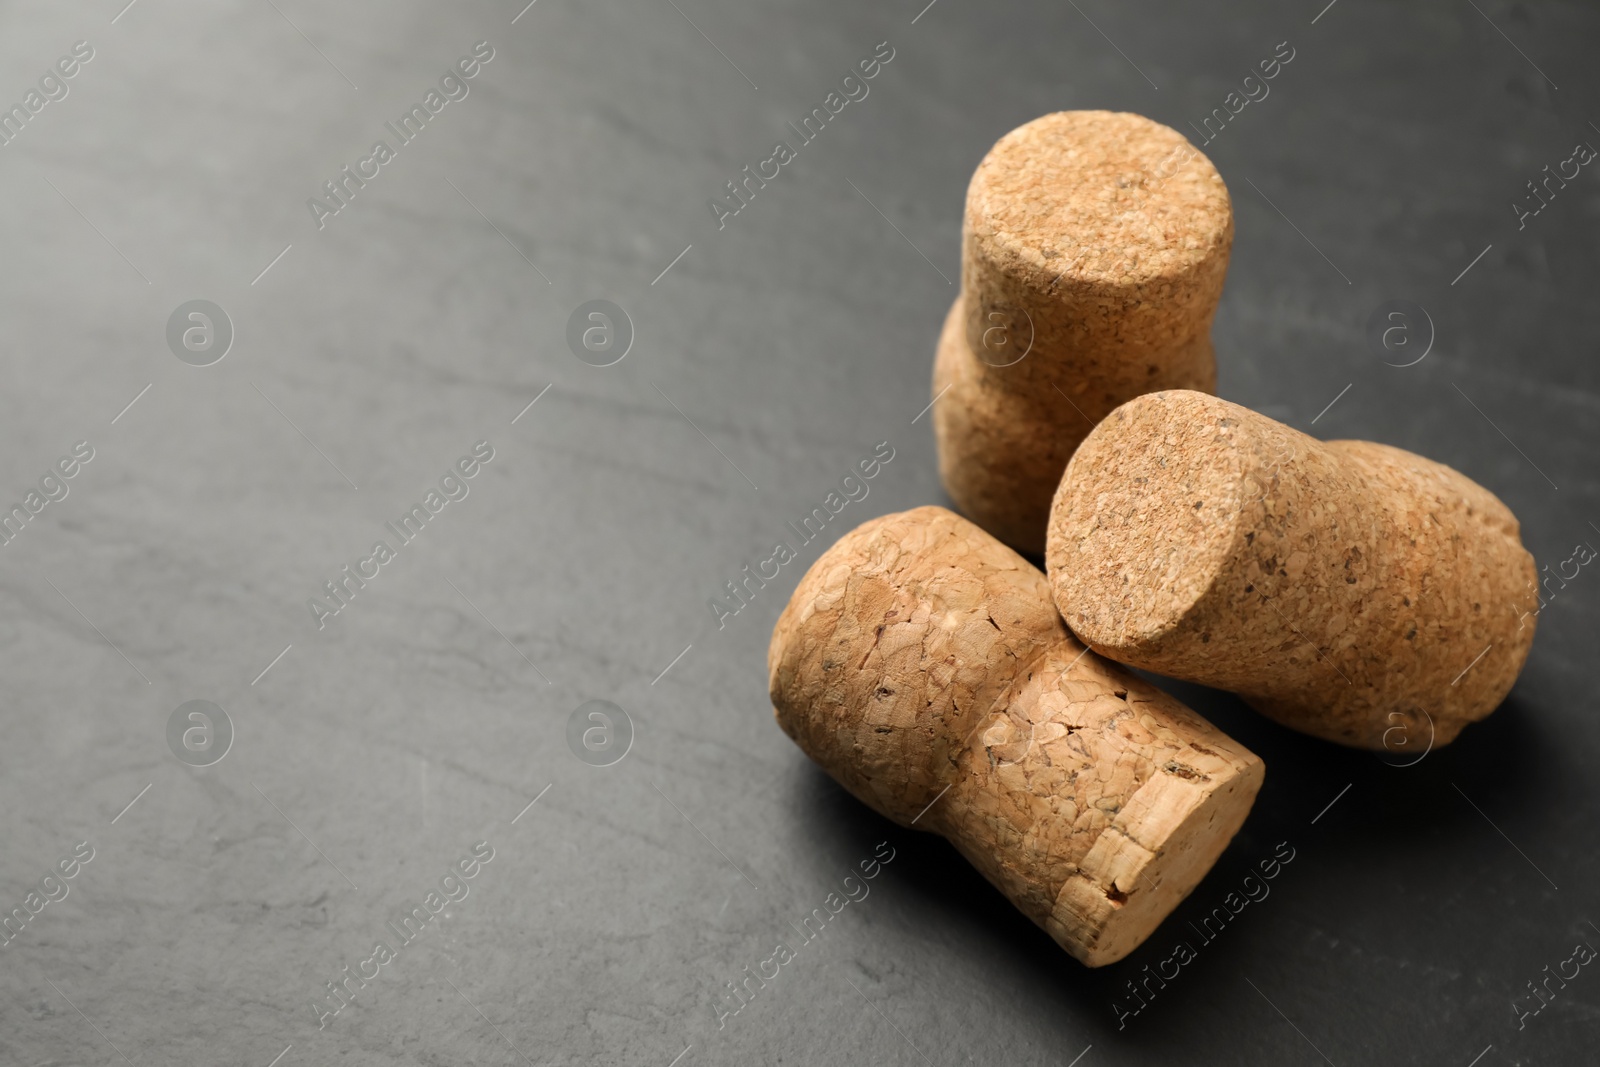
(768, 506, 1263, 966)
(1046, 390, 1540, 750)
(933, 111, 1232, 555)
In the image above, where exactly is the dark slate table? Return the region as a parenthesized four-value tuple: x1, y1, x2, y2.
(1, 0, 1595, 1063)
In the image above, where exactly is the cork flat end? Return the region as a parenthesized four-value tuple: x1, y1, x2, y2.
(1047, 737, 1264, 966)
(968, 110, 1233, 292)
(1047, 390, 1249, 657)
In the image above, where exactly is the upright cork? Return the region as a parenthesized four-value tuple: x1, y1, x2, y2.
(768, 506, 1263, 966)
(1047, 391, 1539, 750)
(934, 111, 1232, 555)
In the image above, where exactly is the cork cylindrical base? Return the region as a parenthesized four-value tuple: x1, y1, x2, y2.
(1046, 390, 1540, 750)
(934, 293, 1215, 555)
(933, 111, 1231, 556)
(768, 506, 1263, 966)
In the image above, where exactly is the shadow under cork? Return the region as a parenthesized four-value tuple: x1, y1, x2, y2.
(778, 757, 1120, 988)
(1099, 672, 1558, 1042)
(1142, 669, 1555, 848)
(775, 669, 1556, 1052)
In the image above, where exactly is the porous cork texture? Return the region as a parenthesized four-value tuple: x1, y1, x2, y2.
(934, 111, 1232, 555)
(1046, 391, 1540, 750)
(768, 506, 1263, 966)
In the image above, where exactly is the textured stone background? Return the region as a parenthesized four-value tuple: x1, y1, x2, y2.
(0, 0, 1595, 1064)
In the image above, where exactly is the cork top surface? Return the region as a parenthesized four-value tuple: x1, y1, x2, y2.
(1047, 390, 1252, 648)
(966, 111, 1232, 288)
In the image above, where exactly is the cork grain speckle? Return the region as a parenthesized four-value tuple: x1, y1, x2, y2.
(935, 111, 1232, 554)
(769, 506, 1263, 966)
(970, 110, 1231, 291)
(1047, 390, 1539, 750)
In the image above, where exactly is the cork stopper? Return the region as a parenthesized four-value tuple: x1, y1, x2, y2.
(769, 506, 1263, 966)
(1047, 391, 1540, 749)
(934, 111, 1232, 555)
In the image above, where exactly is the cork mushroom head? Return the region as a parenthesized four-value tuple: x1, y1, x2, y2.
(770, 506, 1266, 967)
(767, 506, 1067, 825)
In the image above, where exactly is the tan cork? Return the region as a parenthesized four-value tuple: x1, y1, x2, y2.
(1046, 390, 1540, 750)
(768, 505, 1264, 966)
(934, 110, 1232, 555)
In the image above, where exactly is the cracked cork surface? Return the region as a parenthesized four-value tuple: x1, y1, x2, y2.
(934, 110, 1231, 555)
(1046, 390, 1540, 750)
(768, 506, 1263, 966)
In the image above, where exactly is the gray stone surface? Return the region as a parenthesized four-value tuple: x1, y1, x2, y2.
(1, 0, 1596, 1064)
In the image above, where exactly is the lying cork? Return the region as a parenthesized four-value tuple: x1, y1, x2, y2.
(934, 111, 1232, 555)
(768, 505, 1263, 966)
(1047, 390, 1539, 750)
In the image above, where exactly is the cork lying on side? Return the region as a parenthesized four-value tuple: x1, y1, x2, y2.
(934, 110, 1231, 555)
(1047, 390, 1539, 750)
(768, 505, 1263, 966)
